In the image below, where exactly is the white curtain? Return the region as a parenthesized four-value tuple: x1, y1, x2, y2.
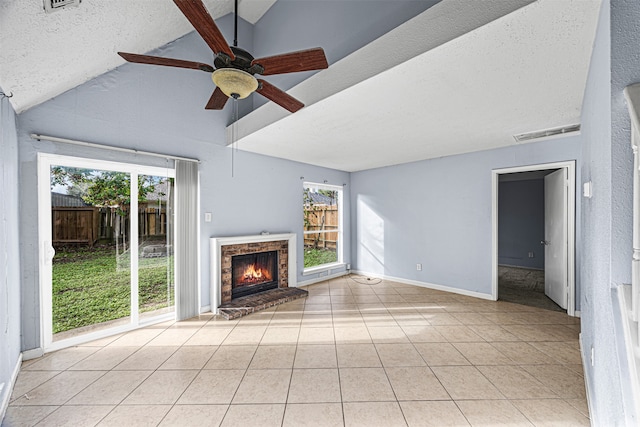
(175, 160, 199, 320)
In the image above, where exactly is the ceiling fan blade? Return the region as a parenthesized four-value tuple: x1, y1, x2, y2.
(256, 79, 304, 113)
(253, 48, 328, 76)
(118, 52, 214, 72)
(205, 87, 228, 110)
(173, 0, 235, 59)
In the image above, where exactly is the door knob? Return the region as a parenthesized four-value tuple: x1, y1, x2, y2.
(540, 240, 550, 246)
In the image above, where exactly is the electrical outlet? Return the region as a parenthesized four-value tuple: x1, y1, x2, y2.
(346, 263, 351, 270)
(528, 252, 534, 258)
(416, 263, 422, 271)
(204, 212, 212, 222)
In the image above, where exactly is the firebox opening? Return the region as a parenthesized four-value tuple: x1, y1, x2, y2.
(231, 250, 279, 299)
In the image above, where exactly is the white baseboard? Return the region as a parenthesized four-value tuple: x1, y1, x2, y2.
(21, 348, 44, 361)
(574, 310, 581, 318)
(579, 333, 597, 424)
(351, 270, 494, 301)
(0, 352, 22, 422)
(200, 305, 211, 314)
(297, 271, 350, 288)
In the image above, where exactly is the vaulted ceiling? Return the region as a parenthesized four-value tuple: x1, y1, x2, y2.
(1, 0, 602, 172)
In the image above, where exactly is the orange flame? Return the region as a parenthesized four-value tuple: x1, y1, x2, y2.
(241, 263, 272, 284)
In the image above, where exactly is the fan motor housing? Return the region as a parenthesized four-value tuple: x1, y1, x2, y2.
(215, 47, 264, 75)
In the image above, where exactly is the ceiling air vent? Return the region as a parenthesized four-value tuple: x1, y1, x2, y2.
(513, 124, 581, 143)
(44, 0, 81, 13)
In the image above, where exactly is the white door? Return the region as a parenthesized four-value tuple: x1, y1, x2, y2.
(543, 168, 568, 309)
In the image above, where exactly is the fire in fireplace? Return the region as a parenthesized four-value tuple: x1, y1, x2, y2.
(232, 250, 279, 299)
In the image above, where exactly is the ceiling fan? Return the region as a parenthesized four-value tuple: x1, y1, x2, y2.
(118, 0, 329, 113)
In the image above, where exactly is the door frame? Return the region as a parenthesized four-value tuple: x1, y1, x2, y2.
(491, 160, 576, 316)
(38, 153, 177, 352)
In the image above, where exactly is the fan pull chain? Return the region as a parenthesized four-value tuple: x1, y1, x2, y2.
(231, 98, 239, 178)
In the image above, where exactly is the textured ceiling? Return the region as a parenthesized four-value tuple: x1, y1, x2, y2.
(0, 0, 276, 113)
(232, 0, 602, 172)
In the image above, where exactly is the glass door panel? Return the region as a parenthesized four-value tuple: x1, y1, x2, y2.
(138, 174, 175, 320)
(50, 166, 132, 342)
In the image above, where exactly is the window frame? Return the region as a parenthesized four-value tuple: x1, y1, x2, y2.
(302, 181, 344, 273)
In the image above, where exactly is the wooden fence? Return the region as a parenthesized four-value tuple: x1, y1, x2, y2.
(304, 205, 338, 250)
(52, 205, 170, 246)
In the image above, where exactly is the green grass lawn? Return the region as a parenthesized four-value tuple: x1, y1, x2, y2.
(52, 245, 174, 334)
(304, 247, 337, 268)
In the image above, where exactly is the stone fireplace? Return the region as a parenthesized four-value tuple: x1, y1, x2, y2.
(210, 233, 297, 312)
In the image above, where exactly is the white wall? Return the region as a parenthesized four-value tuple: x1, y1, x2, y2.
(0, 93, 22, 419)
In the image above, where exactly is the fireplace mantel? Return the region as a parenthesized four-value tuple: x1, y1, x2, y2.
(210, 233, 297, 313)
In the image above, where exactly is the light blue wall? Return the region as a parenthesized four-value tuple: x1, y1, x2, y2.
(15, 15, 350, 352)
(0, 93, 22, 417)
(252, 0, 438, 108)
(498, 179, 545, 270)
(578, 0, 639, 423)
(350, 138, 581, 300)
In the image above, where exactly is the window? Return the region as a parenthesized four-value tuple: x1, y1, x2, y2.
(303, 182, 343, 270)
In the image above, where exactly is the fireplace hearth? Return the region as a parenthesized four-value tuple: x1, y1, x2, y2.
(232, 250, 278, 299)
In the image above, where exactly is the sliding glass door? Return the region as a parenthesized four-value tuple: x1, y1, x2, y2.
(39, 154, 175, 350)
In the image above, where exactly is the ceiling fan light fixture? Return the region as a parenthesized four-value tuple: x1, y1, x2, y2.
(212, 68, 258, 99)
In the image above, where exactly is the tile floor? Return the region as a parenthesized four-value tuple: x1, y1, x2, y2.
(3, 276, 589, 426)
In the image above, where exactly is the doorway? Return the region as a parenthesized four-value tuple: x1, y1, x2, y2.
(491, 161, 576, 316)
(38, 153, 176, 352)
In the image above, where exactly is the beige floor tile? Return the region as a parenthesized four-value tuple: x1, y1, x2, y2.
(288, 368, 341, 403)
(433, 325, 484, 342)
(109, 328, 165, 347)
(392, 313, 430, 327)
(339, 367, 395, 401)
(306, 295, 332, 304)
(10, 370, 105, 406)
(301, 314, 333, 327)
(9, 370, 60, 402)
(353, 294, 382, 304)
(385, 366, 450, 400)
(423, 313, 463, 326)
(566, 398, 590, 417)
(260, 327, 300, 345)
(97, 404, 171, 427)
(67, 347, 138, 371)
(22, 347, 98, 371)
(236, 313, 274, 326)
(294, 344, 338, 368)
(305, 304, 333, 314)
(121, 370, 198, 404)
(512, 398, 590, 426)
(401, 325, 448, 343)
(502, 324, 560, 341)
(114, 346, 177, 370)
(361, 313, 398, 327)
(521, 364, 587, 398)
(336, 344, 382, 368)
(159, 404, 228, 427)
(367, 326, 410, 343)
(431, 366, 504, 400)
(221, 404, 285, 427)
(376, 343, 426, 367)
(334, 326, 372, 344)
(332, 313, 365, 327)
(451, 313, 495, 325)
(400, 401, 470, 426)
(222, 326, 267, 345)
(477, 365, 557, 399)
(298, 326, 335, 344)
(269, 313, 303, 327)
(377, 293, 407, 303)
(414, 342, 470, 366)
(177, 369, 244, 404)
(2, 405, 59, 426)
(490, 342, 557, 364)
(37, 405, 114, 427)
(452, 342, 513, 365)
(184, 327, 232, 346)
(249, 345, 296, 369)
(530, 341, 584, 364)
(456, 400, 533, 426)
(232, 369, 292, 404)
(204, 345, 256, 370)
(158, 345, 217, 370)
(357, 303, 388, 313)
(67, 370, 150, 405)
(331, 294, 356, 304)
(146, 328, 197, 346)
(343, 401, 407, 427)
(467, 324, 521, 342)
(283, 403, 343, 427)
